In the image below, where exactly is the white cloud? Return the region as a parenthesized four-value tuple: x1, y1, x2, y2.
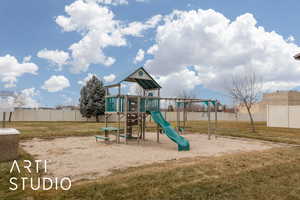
(287, 35, 295, 42)
(78, 73, 97, 85)
(0, 88, 39, 109)
(85, 0, 128, 6)
(122, 14, 162, 37)
(55, 0, 161, 73)
(37, 49, 70, 70)
(23, 56, 32, 63)
(42, 75, 70, 92)
(17, 88, 40, 108)
(103, 73, 116, 82)
(134, 49, 145, 64)
(156, 69, 202, 97)
(0, 54, 38, 88)
(263, 81, 300, 92)
(145, 9, 300, 96)
(147, 44, 158, 55)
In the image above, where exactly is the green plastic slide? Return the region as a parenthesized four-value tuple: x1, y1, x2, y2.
(150, 111, 190, 151)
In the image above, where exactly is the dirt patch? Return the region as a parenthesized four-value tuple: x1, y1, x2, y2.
(20, 133, 283, 182)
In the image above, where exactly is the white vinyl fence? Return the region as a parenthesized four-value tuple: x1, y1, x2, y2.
(267, 105, 300, 128)
(0, 109, 266, 122)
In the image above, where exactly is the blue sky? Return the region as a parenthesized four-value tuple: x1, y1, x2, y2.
(1, 0, 300, 107)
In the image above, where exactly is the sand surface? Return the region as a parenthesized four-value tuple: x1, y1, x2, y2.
(21, 133, 282, 182)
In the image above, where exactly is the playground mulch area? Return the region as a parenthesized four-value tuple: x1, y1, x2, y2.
(20, 133, 283, 182)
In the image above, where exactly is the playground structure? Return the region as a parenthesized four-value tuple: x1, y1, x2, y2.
(102, 67, 219, 151)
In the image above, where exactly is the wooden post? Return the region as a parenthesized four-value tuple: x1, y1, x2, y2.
(2, 112, 6, 128)
(143, 114, 146, 140)
(176, 102, 179, 132)
(157, 123, 160, 143)
(117, 85, 121, 144)
(124, 96, 128, 144)
(214, 102, 218, 139)
(183, 101, 186, 133)
(208, 102, 211, 140)
(137, 97, 141, 143)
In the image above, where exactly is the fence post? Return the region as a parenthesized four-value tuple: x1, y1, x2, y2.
(288, 105, 290, 128)
(266, 104, 269, 127)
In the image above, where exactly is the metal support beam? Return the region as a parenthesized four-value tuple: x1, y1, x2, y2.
(208, 102, 211, 140)
(124, 96, 128, 144)
(117, 85, 121, 143)
(214, 102, 218, 139)
(157, 124, 160, 143)
(2, 112, 6, 128)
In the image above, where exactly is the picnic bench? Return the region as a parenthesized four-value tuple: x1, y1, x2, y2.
(95, 127, 123, 143)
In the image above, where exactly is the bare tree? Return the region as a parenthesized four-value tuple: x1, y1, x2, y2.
(226, 71, 263, 133)
(177, 90, 197, 99)
(177, 90, 198, 111)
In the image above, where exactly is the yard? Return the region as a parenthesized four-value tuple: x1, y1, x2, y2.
(6, 120, 300, 145)
(1, 121, 300, 200)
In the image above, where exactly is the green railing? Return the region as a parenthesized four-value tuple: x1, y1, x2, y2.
(105, 96, 160, 112)
(105, 97, 124, 112)
(140, 98, 160, 112)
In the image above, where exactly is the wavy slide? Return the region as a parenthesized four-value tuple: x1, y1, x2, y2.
(150, 111, 190, 151)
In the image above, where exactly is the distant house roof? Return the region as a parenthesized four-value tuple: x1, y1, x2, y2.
(294, 53, 300, 60)
(105, 67, 161, 90)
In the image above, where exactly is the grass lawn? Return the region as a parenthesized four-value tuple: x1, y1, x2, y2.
(5, 120, 300, 145)
(1, 120, 300, 199)
(2, 147, 300, 200)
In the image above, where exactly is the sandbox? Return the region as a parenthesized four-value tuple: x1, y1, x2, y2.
(21, 133, 282, 182)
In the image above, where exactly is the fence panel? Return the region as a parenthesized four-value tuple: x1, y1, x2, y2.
(289, 106, 300, 128)
(0, 109, 266, 123)
(267, 105, 289, 128)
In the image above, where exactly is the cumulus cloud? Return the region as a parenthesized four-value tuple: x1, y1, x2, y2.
(103, 73, 116, 82)
(287, 35, 295, 42)
(85, 0, 128, 6)
(23, 56, 32, 63)
(122, 14, 162, 37)
(145, 9, 300, 96)
(16, 88, 40, 108)
(134, 49, 145, 64)
(147, 44, 158, 55)
(78, 73, 98, 85)
(0, 55, 38, 88)
(55, 0, 161, 73)
(42, 75, 70, 92)
(156, 69, 202, 97)
(37, 49, 70, 70)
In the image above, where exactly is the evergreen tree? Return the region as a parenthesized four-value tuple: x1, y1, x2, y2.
(79, 76, 105, 122)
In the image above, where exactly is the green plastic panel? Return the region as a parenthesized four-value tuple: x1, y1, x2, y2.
(140, 98, 160, 112)
(105, 97, 124, 112)
(106, 96, 160, 113)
